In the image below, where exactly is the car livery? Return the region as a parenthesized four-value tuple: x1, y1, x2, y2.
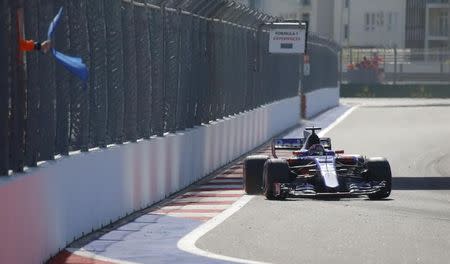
(244, 127, 392, 200)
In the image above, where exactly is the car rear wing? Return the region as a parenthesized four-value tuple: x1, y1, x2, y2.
(272, 138, 304, 158)
(271, 138, 332, 158)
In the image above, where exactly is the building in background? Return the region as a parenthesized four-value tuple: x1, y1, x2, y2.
(334, 0, 407, 48)
(246, 0, 334, 39)
(425, 0, 450, 49)
(239, 0, 448, 51)
(405, 0, 426, 49)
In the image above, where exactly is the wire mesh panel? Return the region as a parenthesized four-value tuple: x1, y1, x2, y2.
(149, 8, 165, 136)
(1, 0, 340, 175)
(23, 0, 41, 165)
(36, 0, 56, 160)
(134, 1, 152, 139)
(68, 0, 90, 151)
(303, 36, 340, 93)
(87, 0, 108, 147)
(122, 1, 138, 142)
(54, 0, 71, 156)
(164, 11, 180, 133)
(9, 1, 25, 172)
(104, 0, 124, 144)
(0, 0, 10, 175)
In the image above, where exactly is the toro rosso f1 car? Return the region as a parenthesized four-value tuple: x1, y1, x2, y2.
(244, 127, 392, 200)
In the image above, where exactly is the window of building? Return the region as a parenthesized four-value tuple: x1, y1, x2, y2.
(302, 13, 310, 22)
(345, 0, 350, 8)
(387, 12, 393, 31)
(376, 12, 384, 27)
(344, 24, 349, 39)
(365, 13, 370, 31)
(302, 0, 311, 6)
(371, 13, 376, 31)
(439, 10, 449, 36)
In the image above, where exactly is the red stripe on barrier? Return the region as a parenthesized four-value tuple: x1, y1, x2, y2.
(191, 187, 242, 192)
(155, 209, 224, 214)
(48, 250, 113, 264)
(202, 182, 243, 186)
(168, 200, 236, 206)
(180, 193, 242, 198)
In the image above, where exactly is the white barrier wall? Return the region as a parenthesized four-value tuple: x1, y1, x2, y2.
(304, 87, 340, 119)
(0, 96, 300, 264)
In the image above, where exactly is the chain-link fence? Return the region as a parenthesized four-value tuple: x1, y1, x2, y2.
(302, 33, 340, 93)
(1, 0, 307, 176)
(342, 47, 450, 84)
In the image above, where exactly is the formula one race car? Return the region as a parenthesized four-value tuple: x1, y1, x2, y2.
(244, 127, 392, 200)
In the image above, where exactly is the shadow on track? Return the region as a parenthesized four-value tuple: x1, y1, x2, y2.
(393, 177, 450, 190)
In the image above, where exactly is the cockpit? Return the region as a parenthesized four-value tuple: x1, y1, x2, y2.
(307, 144, 325, 156)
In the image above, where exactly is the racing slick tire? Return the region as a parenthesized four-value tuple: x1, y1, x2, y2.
(366, 157, 392, 200)
(263, 159, 291, 200)
(244, 155, 269, 194)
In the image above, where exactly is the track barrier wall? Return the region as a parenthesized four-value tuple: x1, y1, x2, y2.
(0, 96, 300, 263)
(0, 0, 342, 262)
(303, 87, 340, 119)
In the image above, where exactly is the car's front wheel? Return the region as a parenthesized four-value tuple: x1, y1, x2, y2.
(263, 159, 291, 200)
(366, 157, 392, 200)
(244, 155, 269, 195)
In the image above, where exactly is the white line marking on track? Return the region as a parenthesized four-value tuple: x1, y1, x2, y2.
(178, 195, 271, 264)
(318, 106, 358, 137)
(67, 248, 139, 264)
(177, 105, 358, 264)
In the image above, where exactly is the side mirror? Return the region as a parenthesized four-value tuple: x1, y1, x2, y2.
(335, 150, 344, 154)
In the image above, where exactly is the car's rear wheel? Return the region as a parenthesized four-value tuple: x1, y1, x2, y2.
(366, 157, 392, 200)
(244, 155, 269, 194)
(263, 159, 291, 200)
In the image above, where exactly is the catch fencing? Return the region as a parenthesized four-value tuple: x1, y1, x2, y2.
(302, 34, 340, 93)
(0, 0, 303, 176)
(342, 47, 450, 84)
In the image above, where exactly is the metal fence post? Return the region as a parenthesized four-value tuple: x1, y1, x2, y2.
(394, 44, 397, 85)
(0, 0, 10, 175)
(25, 0, 41, 164)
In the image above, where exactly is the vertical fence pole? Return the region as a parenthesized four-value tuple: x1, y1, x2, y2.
(10, 6, 26, 172)
(0, 0, 10, 175)
(394, 44, 397, 85)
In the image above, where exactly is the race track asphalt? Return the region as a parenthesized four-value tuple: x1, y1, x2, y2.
(196, 99, 450, 264)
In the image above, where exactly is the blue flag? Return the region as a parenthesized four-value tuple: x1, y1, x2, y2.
(48, 7, 89, 83)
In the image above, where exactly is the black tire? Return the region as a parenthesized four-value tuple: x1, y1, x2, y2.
(366, 157, 392, 200)
(263, 159, 291, 200)
(244, 155, 269, 194)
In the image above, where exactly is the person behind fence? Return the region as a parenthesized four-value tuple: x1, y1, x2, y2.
(19, 39, 51, 53)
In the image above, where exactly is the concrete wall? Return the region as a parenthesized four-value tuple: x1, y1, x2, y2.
(303, 87, 340, 118)
(0, 97, 300, 264)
